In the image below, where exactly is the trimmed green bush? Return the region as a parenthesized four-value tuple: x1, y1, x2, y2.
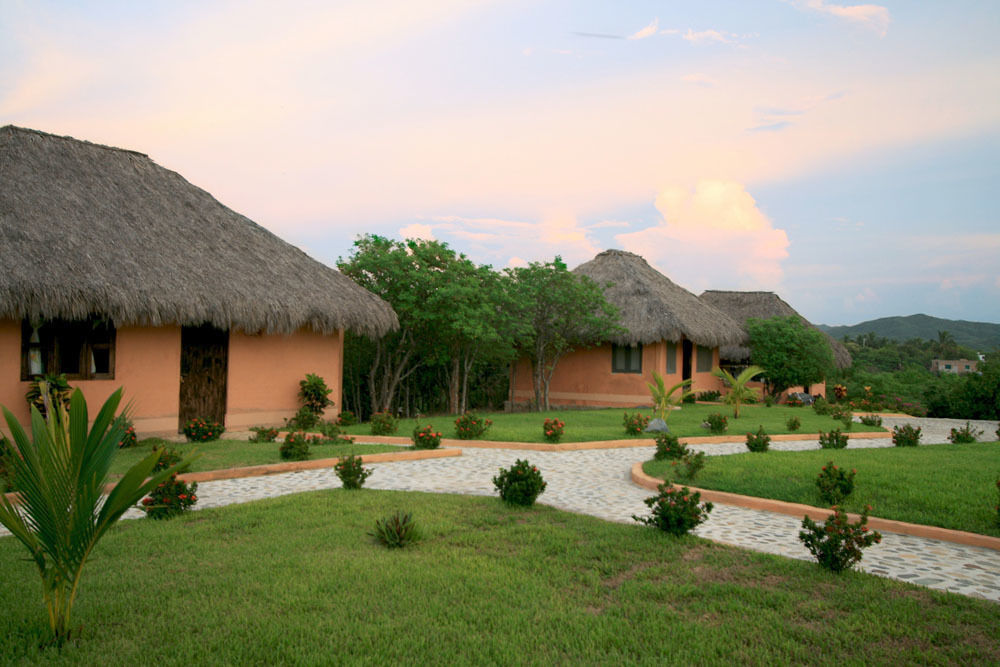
(633, 482, 713, 536)
(819, 429, 848, 449)
(493, 459, 547, 506)
(799, 506, 881, 573)
(745, 426, 771, 453)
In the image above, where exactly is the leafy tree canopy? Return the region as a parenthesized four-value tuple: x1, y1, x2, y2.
(747, 316, 835, 396)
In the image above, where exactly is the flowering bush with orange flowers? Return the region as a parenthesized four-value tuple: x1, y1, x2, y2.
(542, 417, 565, 443)
(412, 424, 443, 449)
(454, 412, 492, 440)
(280, 431, 311, 461)
(816, 461, 856, 505)
(799, 505, 881, 572)
(623, 411, 651, 435)
(139, 472, 198, 520)
(117, 420, 137, 448)
(493, 459, 547, 506)
(183, 417, 224, 442)
(335, 454, 372, 490)
(370, 411, 398, 435)
(633, 482, 713, 536)
(833, 384, 848, 401)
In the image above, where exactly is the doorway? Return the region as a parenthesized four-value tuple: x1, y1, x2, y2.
(179, 324, 229, 430)
(682, 339, 693, 383)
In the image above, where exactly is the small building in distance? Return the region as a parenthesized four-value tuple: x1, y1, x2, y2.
(930, 359, 978, 375)
(0, 126, 397, 436)
(510, 250, 746, 408)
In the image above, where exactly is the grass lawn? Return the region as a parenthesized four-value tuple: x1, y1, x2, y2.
(342, 405, 882, 443)
(109, 438, 402, 476)
(644, 442, 1000, 537)
(1, 490, 997, 664)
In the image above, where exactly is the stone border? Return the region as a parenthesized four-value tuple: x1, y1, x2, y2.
(1, 448, 463, 505)
(353, 430, 888, 451)
(631, 462, 1000, 552)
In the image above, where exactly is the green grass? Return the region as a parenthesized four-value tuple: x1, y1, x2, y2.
(342, 405, 882, 443)
(110, 438, 402, 476)
(1, 490, 997, 664)
(644, 442, 1000, 537)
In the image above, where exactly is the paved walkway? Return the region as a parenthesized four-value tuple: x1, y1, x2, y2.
(3, 416, 999, 602)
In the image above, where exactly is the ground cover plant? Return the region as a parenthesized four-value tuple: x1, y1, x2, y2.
(110, 439, 398, 477)
(370, 510, 419, 549)
(2, 490, 997, 663)
(644, 442, 1000, 537)
(341, 406, 883, 443)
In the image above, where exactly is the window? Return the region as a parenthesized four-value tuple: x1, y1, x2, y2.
(696, 345, 713, 373)
(21, 318, 116, 380)
(612, 343, 642, 373)
(944, 364, 952, 370)
(665, 341, 677, 374)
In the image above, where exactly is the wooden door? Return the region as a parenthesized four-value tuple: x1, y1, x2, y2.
(179, 325, 229, 430)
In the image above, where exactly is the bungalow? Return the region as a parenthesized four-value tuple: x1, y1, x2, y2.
(698, 290, 851, 397)
(511, 250, 746, 408)
(0, 126, 397, 436)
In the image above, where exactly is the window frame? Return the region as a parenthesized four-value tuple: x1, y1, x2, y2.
(20, 318, 117, 381)
(611, 343, 643, 374)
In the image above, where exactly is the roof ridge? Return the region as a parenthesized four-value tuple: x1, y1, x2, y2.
(1, 125, 149, 159)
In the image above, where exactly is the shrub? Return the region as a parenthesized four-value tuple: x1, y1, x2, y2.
(316, 420, 340, 438)
(284, 405, 318, 431)
(454, 412, 493, 440)
(798, 505, 882, 573)
(337, 410, 357, 426)
(299, 373, 334, 419)
(948, 422, 982, 444)
(633, 482, 713, 536)
(0, 434, 15, 491)
(996, 425, 1000, 441)
(859, 414, 882, 427)
(117, 419, 137, 448)
(668, 451, 707, 482)
(785, 395, 804, 407)
(183, 417, 224, 442)
(763, 394, 776, 408)
(818, 430, 848, 449)
(816, 461, 856, 506)
(704, 413, 727, 434)
(151, 445, 184, 472)
(696, 390, 721, 402)
(830, 406, 853, 430)
(745, 426, 771, 453)
(995, 478, 1000, 527)
(412, 424, 442, 449)
(623, 412, 651, 435)
(335, 454, 373, 490)
(493, 459, 547, 506)
(654, 433, 689, 461)
(682, 393, 696, 404)
(139, 473, 198, 520)
(279, 431, 311, 461)
(812, 397, 832, 416)
(832, 384, 848, 401)
(370, 510, 419, 549)
(785, 416, 801, 431)
(370, 411, 398, 435)
(543, 417, 565, 443)
(248, 426, 279, 443)
(891, 424, 922, 447)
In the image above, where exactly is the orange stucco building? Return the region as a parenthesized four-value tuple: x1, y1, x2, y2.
(0, 126, 396, 436)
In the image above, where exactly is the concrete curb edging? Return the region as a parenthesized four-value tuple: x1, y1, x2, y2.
(354, 430, 888, 451)
(630, 462, 1000, 552)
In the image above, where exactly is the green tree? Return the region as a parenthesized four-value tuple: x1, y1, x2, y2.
(747, 316, 835, 396)
(646, 372, 692, 422)
(0, 386, 194, 643)
(507, 258, 622, 411)
(710, 365, 764, 418)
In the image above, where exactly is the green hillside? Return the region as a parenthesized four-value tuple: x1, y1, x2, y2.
(818, 314, 1000, 352)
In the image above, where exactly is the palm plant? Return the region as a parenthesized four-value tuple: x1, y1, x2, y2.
(646, 372, 693, 422)
(0, 385, 195, 643)
(710, 366, 765, 418)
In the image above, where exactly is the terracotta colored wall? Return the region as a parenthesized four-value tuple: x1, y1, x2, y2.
(512, 340, 724, 408)
(0, 319, 181, 435)
(226, 328, 343, 429)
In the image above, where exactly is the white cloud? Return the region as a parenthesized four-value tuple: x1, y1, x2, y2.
(588, 220, 631, 229)
(940, 275, 985, 290)
(628, 18, 659, 41)
(681, 72, 716, 87)
(615, 181, 789, 291)
(683, 29, 733, 44)
(399, 223, 435, 240)
(794, 1, 890, 37)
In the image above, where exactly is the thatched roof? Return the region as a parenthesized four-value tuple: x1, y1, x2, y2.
(699, 290, 852, 369)
(0, 126, 397, 337)
(572, 250, 746, 347)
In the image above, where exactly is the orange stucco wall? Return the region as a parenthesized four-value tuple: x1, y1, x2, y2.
(512, 340, 724, 408)
(225, 328, 343, 430)
(0, 319, 181, 435)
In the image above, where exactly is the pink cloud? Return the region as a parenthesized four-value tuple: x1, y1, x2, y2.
(795, 1, 890, 37)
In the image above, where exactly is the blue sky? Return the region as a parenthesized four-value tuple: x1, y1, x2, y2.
(2, 0, 998, 325)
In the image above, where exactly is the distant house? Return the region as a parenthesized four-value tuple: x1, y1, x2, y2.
(511, 250, 745, 408)
(699, 290, 852, 398)
(930, 359, 978, 375)
(0, 126, 397, 435)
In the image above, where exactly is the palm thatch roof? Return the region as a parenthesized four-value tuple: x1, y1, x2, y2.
(0, 126, 397, 337)
(572, 250, 746, 347)
(699, 290, 852, 369)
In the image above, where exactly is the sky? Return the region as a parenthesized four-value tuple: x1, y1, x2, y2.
(2, 0, 999, 326)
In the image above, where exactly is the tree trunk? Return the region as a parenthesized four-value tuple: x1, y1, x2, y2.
(448, 356, 460, 414)
(460, 352, 475, 414)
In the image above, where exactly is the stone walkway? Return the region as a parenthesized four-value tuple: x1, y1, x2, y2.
(3, 416, 999, 602)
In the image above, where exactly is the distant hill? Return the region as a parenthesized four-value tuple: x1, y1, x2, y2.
(817, 314, 1000, 352)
